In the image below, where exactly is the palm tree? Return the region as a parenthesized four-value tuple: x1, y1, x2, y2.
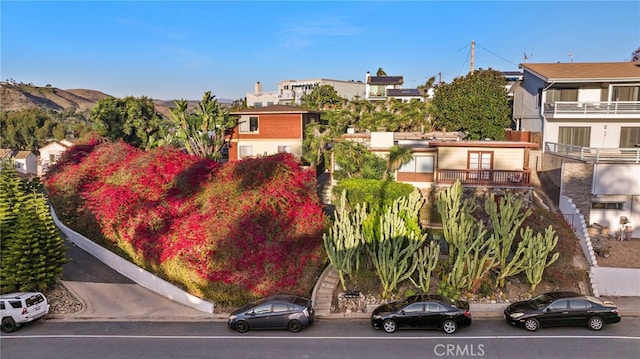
(376, 67, 387, 76)
(385, 145, 413, 180)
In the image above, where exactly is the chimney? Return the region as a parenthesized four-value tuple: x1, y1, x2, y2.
(255, 81, 262, 93)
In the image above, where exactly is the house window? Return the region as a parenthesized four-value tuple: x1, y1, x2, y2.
(592, 202, 624, 210)
(49, 154, 56, 163)
(559, 127, 591, 147)
(546, 88, 578, 103)
(468, 151, 493, 180)
(267, 102, 274, 106)
(239, 117, 259, 133)
(277, 145, 292, 153)
(399, 156, 434, 173)
(369, 85, 385, 97)
(620, 127, 640, 147)
(253, 102, 262, 108)
(612, 85, 640, 101)
(15, 162, 23, 169)
(239, 146, 253, 158)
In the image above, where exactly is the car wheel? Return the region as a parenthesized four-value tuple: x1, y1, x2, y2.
(288, 320, 303, 333)
(382, 319, 397, 333)
(235, 320, 249, 333)
(1, 317, 17, 333)
(588, 316, 604, 331)
(524, 318, 539, 331)
(442, 319, 458, 334)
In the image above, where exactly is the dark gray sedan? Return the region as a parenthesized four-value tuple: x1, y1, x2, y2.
(228, 295, 315, 333)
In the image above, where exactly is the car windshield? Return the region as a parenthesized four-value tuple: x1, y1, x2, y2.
(530, 293, 553, 308)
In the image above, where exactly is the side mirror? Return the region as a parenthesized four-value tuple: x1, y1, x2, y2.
(248, 311, 255, 316)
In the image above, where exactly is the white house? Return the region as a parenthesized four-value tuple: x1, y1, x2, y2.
(38, 139, 74, 175)
(512, 61, 640, 239)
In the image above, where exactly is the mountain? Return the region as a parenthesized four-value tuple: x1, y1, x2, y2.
(0, 82, 233, 118)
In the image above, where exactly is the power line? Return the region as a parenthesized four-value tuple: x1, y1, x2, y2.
(474, 42, 519, 67)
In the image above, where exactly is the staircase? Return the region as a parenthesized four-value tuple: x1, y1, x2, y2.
(311, 264, 340, 317)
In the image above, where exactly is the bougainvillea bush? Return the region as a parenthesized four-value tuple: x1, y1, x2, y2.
(44, 137, 328, 305)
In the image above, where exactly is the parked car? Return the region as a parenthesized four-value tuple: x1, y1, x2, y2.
(371, 294, 472, 334)
(0, 292, 50, 333)
(504, 291, 621, 331)
(228, 295, 315, 333)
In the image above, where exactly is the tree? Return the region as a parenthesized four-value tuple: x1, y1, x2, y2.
(376, 68, 387, 76)
(91, 96, 166, 149)
(300, 84, 345, 110)
(167, 91, 237, 159)
(385, 145, 413, 180)
(430, 68, 511, 140)
(0, 161, 68, 293)
(332, 140, 386, 180)
(0, 109, 53, 150)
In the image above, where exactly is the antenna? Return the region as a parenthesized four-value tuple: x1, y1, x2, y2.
(523, 52, 532, 63)
(568, 53, 574, 63)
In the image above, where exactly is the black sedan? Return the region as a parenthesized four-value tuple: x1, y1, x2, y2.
(504, 291, 621, 331)
(228, 295, 315, 333)
(371, 294, 472, 334)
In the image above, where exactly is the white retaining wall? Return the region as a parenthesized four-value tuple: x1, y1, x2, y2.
(590, 267, 640, 296)
(50, 207, 215, 313)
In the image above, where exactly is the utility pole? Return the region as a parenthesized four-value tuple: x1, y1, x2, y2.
(470, 40, 475, 75)
(438, 71, 442, 83)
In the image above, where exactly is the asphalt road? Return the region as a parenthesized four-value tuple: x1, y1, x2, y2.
(2, 318, 639, 359)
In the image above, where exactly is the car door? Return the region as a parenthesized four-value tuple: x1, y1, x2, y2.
(245, 303, 273, 329)
(540, 299, 569, 327)
(269, 303, 293, 329)
(422, 302, 447, 329)
(568, 299, 592, 326)
(396, 302, 425, 329)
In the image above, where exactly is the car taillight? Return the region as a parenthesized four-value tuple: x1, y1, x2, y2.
(22, 307, 28, 315)
(612, 309, 619, 314)
(464, 310, 471, 317)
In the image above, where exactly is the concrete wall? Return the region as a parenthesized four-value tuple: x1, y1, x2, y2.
(590, 267, 640, 296)
(50, 206, 215, 314)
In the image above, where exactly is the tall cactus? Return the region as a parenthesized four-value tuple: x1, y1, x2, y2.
(486, 194, 533, 287)
(523, 225, 560, 293)
(436, 180, 477, 264)
(323, 190, 367, 290)
(409, 240, 440, 293)
(366, 190, 426, 298)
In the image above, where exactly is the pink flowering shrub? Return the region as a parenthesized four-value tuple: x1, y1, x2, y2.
(44, 138, 327, 305)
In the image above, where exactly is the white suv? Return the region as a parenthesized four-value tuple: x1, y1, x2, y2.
(0, 292, 50, 332)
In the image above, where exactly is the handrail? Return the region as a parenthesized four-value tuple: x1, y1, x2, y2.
(544, 101, 640, 115)
(545, 142, 640, 163)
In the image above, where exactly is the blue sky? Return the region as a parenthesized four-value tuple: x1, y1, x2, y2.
(2, 1, 639, 102)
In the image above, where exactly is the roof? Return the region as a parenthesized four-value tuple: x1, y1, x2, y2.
(14, 151, 35, 159)
(39, 140, 72, 151)
(0, 149, 14, 159)
(519, 62, 640, 83)
(367, 76, 404, 85)
(430, 140, 539, 149)
(387, 88, 422, 97)
(231, 104, 322, 115)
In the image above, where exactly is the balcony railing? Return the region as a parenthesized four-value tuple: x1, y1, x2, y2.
(545, 142, 640, 163)
(544, 101, 640, 116)
(436, 169, 532, 187)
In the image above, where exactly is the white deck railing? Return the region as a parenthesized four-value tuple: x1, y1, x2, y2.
(545, 142, 640, 163)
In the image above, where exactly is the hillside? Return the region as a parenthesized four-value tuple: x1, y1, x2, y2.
(0, 82, 227, 118)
